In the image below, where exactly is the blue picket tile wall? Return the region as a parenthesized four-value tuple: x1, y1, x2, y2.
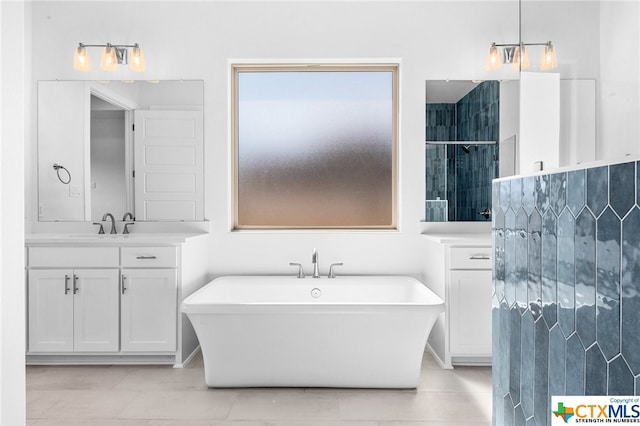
(425, 104, 455, 205)
(456, 81, 500, 221)
(425, 144, 447, 201)
(425, 199, 447, 221)
(425, 103, 456, 141)
(492, 160, 640, 426)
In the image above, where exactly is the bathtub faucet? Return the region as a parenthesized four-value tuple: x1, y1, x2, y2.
(312, 248, 320, 278)
(289, 262, 305, 279)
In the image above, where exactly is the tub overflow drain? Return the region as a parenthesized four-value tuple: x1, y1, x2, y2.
(311, 288, 322, 298)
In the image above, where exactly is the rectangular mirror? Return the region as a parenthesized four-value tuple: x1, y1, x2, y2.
(425, 80, 518, 222)
(37, 80, 204, 222)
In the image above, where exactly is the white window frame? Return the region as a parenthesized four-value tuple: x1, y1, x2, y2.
(231, 62, 399, 231)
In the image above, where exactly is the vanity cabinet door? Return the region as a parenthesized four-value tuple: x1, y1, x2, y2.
(121, 268, 177, 352)
(28, 270, 74, 352)
(72, 269, 119, 352)
(28, 269, 119, 353)
(449, 269, 492, 357)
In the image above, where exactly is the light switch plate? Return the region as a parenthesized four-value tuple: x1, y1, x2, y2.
(69, 185, 81, 197)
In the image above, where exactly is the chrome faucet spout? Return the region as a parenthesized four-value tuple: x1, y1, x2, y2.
(122, 212, 134, 221)
(102, 213, 117, 234)
(312, 248, 320, 279)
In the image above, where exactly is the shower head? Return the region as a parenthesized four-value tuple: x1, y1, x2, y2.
(462, 145, 470, 154)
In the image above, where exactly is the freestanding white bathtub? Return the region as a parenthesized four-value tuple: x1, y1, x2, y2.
(182, 275, 444, 388)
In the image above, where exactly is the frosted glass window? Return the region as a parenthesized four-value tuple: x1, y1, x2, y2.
(233, 64, 398, 229)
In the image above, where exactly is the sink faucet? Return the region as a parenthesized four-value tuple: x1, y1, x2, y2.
(122, 212, 134, 234)
(102, 213, 117, 234)
(312, 248, 320, 278)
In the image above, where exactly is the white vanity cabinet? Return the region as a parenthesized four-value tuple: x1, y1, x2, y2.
(121, 247, 178, 352)
(25, 233, 209, 366)
(27, 247, 120, 353)
(28, 269, 120, 352)
(422, 235, 492, 368)
(447, 247, 492, 359)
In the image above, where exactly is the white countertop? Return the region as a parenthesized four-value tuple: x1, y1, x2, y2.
(421, 233, 491, 245)
(25, 232, 208, 245)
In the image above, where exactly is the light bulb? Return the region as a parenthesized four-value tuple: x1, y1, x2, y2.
(540, 42, 557, 70)
(485, 43, 502, 71)
(100, 45, 118, 72)
(129, 45, 146, 72)
(512, 45, 530, 71)
(520, 46, 530, 70)
(73, 44, 91, 72)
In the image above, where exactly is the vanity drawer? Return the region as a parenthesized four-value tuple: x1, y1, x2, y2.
(121, 247, 177, 268)
(449, 246, 492, 270)
(28, 247, 119, 268)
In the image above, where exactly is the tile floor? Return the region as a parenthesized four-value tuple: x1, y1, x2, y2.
(26, 351, 492, 426)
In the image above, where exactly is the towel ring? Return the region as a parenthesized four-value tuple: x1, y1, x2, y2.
(53, 163, 71, 184)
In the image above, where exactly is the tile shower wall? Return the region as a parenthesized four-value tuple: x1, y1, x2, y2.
(426, 103, 455, 220)
(457, 80, 500, 142)
(425, 103, 456, 143)
(453, 143, 497, 221)
(426, 144, 447, 200)
(492, 160, 640, 426)
(455, 81, 499, 221)
(425, 199, 448, 222)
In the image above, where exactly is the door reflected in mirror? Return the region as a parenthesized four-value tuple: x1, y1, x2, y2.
(37, 80, 204, 222)
(425, 80, 516, 222)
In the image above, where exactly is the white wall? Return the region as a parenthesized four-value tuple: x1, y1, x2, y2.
(37, 81, 88, 220)
(0, 1, 27, 424)
(599, 0, 640, 161)
(499, 80, 520, 175)
(27, 0, 529, 278)
(519, 72, 560, 172)
(26, 0, 605, 267)
(559, 79, 596, 166)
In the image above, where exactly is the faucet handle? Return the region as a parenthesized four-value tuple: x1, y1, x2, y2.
(289, 262, 305, 279)
(92, 222, 105, 235)
(328, 263, 343, 279)
(123, 222, 135, 234)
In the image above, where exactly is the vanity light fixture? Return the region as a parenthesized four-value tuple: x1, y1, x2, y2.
(485, 41, 556, 71)
(73, 42, 146, 72)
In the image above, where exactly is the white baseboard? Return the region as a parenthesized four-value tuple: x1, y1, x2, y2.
(425, 343, 453, 369)
(174, 345, 201, 368)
